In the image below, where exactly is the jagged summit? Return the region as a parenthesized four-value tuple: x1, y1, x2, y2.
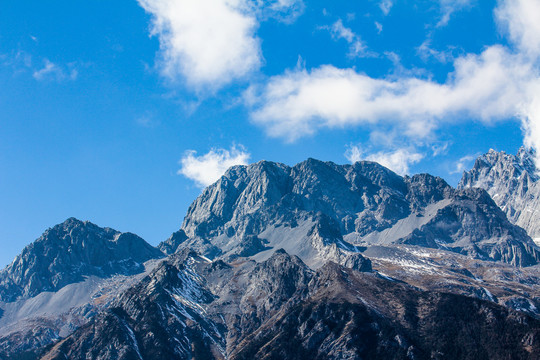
(0, 218, 163, 302)
(3, 156, 540, 359)
(162, 157, 540, 267)
(459, 147, 540, 241)
(463, 147, 538, 183)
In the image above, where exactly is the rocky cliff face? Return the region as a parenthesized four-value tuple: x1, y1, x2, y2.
(4, 156, 540, 359)
(162, 159, 540, 267)
(40, 249, 540, 360)
(459, 147, 540, 242)
(42, 249, 224, 360)
(0, 217, 164, 302)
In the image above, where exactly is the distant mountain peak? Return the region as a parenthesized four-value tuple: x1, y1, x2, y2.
(0, 218, 163, 302)
(469, 147, 538, 181)
(460, 148, 540, 241)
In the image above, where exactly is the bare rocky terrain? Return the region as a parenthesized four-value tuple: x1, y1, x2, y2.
(2, 156, 540, 359)
(460, 147, 540, 243)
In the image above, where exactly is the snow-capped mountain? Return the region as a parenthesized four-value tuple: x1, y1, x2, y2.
(459, 147, 540, 245)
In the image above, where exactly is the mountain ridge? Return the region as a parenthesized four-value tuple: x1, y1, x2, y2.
(39, 248, 540, 360)
(0, 217, 164, 302)
(163, 158, 540, 267)
(3, 155, 540, 359)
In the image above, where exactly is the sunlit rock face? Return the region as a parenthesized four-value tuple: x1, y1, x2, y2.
(164, 158, 540, 267)
(460, 147, 540, 244)
(4, 156, 540, 360)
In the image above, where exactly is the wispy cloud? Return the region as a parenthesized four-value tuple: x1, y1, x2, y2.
(0, 50, 32, 70)
(1, 51, 78, 82)
(451, 154, 477, 174)
(135, 112, 160, 128)
(374, 21, 383, 34)
(345, 145, 423, 175)
(432, 142, 450, 157)
(321, 19, 372, 58)
(178, 145, 251, 188)
(436, 0, 473, 27)
(417, 39, 457, 63)
(379, 0, 393, 15)
(32, 59, 78, 81)
(257, 0, 305, 23)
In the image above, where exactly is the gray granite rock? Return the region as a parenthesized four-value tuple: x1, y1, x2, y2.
(459, 147, 540, 242)
(164, 158, 539, 267)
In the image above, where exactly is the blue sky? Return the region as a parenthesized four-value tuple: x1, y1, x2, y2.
(1, 0, 539, 267)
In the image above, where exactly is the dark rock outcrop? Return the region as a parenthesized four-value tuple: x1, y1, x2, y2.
(40, 250, 540, 360)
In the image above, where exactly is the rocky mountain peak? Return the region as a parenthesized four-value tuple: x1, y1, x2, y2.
(0, 218, 163, 302)
(459, 147, 540, 241)
(466, 147, 538, 185)
(4, 155, 540, 359)
(164, 157, 540, 268)
(349, 160, 406, 190)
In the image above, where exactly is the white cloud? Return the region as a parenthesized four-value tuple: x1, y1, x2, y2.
(247, 0, 540, 168)
(138, 0, 261, 91)
(345, 145, 424, 175)
(521, 81, 540, 166)
(178, 145, 251, 187)
(379, 0, 393, 15)
(137, 0, 303, 92)
(496, 0, 540, 58)
(451, 154, 477, 174)
(248, 45, 534, 141)
(374, 22, 383, 34)
(495, 0, 540, 163)
(322, 19, 371, 58)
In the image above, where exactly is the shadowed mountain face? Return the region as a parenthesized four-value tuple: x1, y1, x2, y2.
(161, 159, 540, 267)
(0, 218, 164, 302)
(459, 147, 540, 243)
(40, 251, 540, 360)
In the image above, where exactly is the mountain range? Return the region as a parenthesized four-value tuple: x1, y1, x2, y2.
(1, 149, 540, 359)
